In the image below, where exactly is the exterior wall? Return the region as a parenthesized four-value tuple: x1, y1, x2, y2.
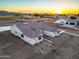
(43, 30, 56, 37)
(21, 35, 35, 45)
(61, 21, 67, 24)
(33, 34, 43, 45)
(56, 29, 65, 36)
(63, 22, 77, 27)
(23, 34, 43, 45)
(43, 30, 65, 37)
(10, 25, 43, 45)
(63, 25, 75, 28)
(54, 19, 67, 24)
(22, 34, 43, 45)
(10, 25, 23, 37)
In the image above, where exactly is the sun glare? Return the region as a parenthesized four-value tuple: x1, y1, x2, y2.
(55, 10, 62, 14)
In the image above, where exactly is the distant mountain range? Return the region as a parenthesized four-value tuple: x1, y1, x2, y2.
(0, 10, 31, 16)
(0, 10, 79, 16)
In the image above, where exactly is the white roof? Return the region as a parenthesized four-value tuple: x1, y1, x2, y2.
(54, 19, 67, 24)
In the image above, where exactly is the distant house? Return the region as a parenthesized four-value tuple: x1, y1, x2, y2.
(11, 22, 64, 45)
(54, 19, 77, 27)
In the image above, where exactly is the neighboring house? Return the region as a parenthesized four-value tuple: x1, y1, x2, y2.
(11, 23, 43, 45)
(11, 22, 64, 45)
(54, 19, 77, 27)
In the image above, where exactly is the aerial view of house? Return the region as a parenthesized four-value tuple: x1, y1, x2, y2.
(0, 0, 79, 59)
(10, 22, 64, 45)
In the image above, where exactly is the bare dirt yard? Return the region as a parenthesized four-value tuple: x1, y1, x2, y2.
(0, 20, 79, 59)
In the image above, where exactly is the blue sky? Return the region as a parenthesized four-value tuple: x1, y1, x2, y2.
(0, 0, 79, 14)
(0, 0, 79, 8)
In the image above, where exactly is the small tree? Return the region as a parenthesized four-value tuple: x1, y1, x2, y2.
(34, 13, 39, 16)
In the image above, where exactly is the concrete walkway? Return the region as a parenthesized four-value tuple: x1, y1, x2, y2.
(0, 26, 11, 32)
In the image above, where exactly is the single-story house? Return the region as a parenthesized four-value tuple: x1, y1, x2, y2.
(54, 19, 77, 27)
(11, 22, 64, 45)
(10, 23, 43, 45)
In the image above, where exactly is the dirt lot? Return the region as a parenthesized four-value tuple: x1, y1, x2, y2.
(0, 20, 79, 59)
(44, 33, 79, 59)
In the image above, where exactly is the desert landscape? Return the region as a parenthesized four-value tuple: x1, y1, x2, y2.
(0, 14, 79, 59)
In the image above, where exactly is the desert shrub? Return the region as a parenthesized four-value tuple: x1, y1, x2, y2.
(70, 16, 77, 20)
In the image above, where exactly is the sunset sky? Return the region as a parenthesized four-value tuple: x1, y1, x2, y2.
(0, 0, 79, 14)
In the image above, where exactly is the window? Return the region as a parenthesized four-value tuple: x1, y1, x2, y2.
(38, 35, 43, 40)
(38, 36, 41, 40)
(58, 31, 60, 34)
(70, 23, 75, 25)
(61, 21, 64, 23)
(61, 21, 64, 24)
(21, 34, 24, 38)
(66, 22, 68, 24)
(15, 31, 17, 33)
